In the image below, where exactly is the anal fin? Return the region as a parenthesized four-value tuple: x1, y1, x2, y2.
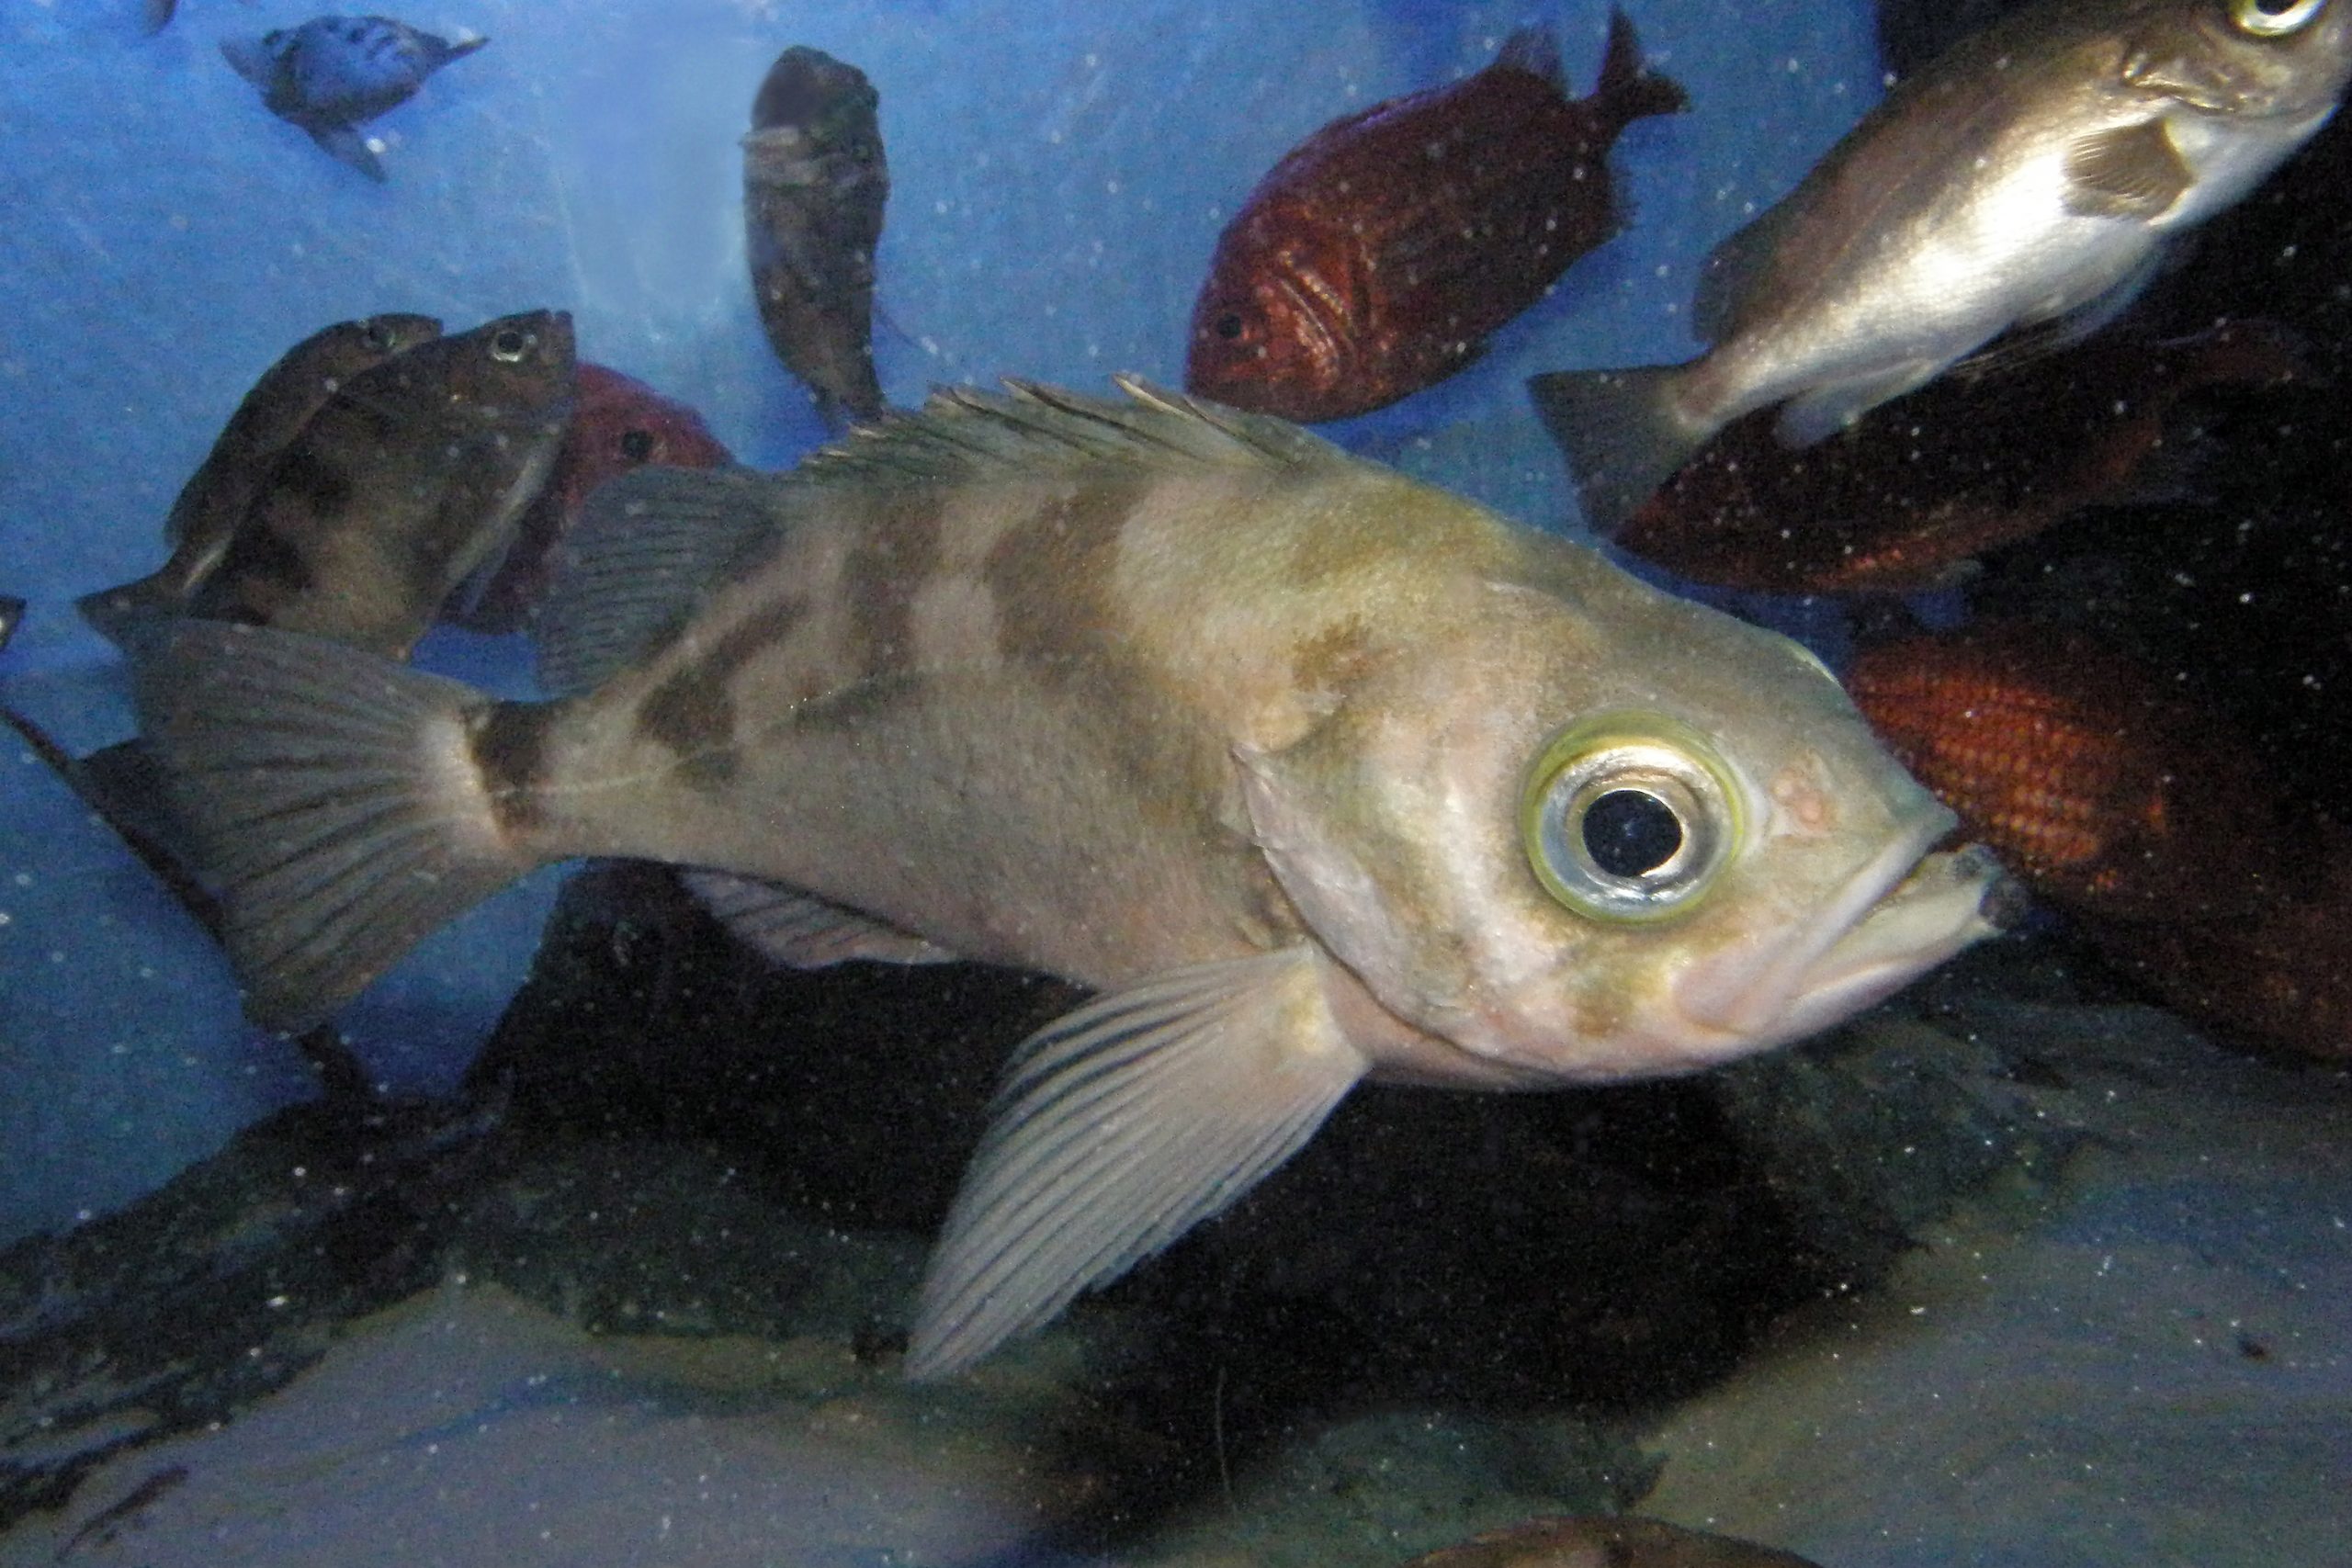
(682, 869, 956, 967)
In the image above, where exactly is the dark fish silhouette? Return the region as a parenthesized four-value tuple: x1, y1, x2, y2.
(174, 309, 575, 658)
(1614, 320, 2307, 594)
(221, 15, 490, 181)
(1185, 12, 1685, 423)
(0, 595, 23, 652)
(743, 46, 889, 429)
(1535, 0, 2352, 532)
(80, 312, 445, 645)
(447, 361, 734, 635)
(141, 0, 175, 35)
(1407, 1515, 1826, 1568)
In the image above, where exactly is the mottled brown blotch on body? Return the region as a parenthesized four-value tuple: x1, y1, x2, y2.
(635, 599, 807, 789)
(469, 702, 552, 833)
(842, 485, 946, 687)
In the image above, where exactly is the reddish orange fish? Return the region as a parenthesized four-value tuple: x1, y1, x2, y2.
(1616, 321, 2306, 595)
(449, 361, 733, 634)
(1184, 10, 1686, 423)
(1845, 620, 2306, 923)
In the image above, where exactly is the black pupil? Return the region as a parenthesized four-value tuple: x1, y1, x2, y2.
(493, 331, 526, 356)
(619, 429, 657, 461)
(1214, 312, 1245, 341)
(1582, 788, 1683, 878)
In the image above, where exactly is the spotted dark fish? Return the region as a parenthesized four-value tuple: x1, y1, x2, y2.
(79, 312, 445, 646)
(221, 14, 489, 181)
(743, 45, 889, 429)
(172, 309, 574, 658)
(1534, 0, 2352, 531)
(133, 379, 2006, 1379)
(1186, 13, 1685, 423)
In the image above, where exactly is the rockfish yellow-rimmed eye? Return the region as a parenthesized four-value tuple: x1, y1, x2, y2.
(2231, 0, 2326, 38)
(1521, 714, 1744, 923)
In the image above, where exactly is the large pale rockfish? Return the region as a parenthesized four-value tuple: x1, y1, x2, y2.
(132, 380, 2011, 1377)
(1532, 0, 2352, 532)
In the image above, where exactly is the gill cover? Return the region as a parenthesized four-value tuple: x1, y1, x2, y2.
(1521, 713, 1745, 922)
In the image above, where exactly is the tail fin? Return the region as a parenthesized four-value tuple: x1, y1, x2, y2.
(1591, 9, 1689, 132)
(132, 621, 547, 1032)
(1527, 363, 1707, 535)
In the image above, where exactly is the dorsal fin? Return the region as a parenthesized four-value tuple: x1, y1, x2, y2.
(797, 376, 1352, 490)
(1492, 24, 1564, 90)
(537, 380, 1350, 697)
(1692, 199, 1801, 347)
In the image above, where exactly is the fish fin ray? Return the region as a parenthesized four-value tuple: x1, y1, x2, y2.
(682, 870, 956, 966)
(220, 35, 277, 88)
(1527, 363, 1704, 534)
(131, 622, 541, 1031)
(2063, 120, 2192, 220)
(906, 947, 1365, 1378)
(307, 123, 388, 181)
(536, 465, 786, 697)
(1692, 200, 1800, 346)
(1591, 9, 1688, 131)
(1773, 358, 1945, 447)
(799, 378, 1352, 494)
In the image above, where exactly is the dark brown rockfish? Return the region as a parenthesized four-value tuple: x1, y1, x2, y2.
(79, 312, 445, 646)
(1185, 11, 1686, 423)
(743, 46, 888, 430)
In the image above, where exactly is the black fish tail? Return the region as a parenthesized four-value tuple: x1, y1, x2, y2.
(132, 622, 549, 1032)
(1592, 8, 1689, 134)
(1527, 362, 1706, 535)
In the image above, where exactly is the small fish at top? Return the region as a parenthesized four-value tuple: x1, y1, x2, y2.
(140, 0, 176, 36)
(221, 15, 490, 181)
(446, 361, 735, 636)
(132, 379, 2008, 1379)
(79, 312, 445, 646)
(1532, 0, 2352, 532)
(1405, 1515, 1826, 1568)
(164, 310, 574, 658)
(0, 596, 24, 653)
(743, 45, 890, 430)
(1186, 12, 1687, 423)
(1613, 319, 2308, 594)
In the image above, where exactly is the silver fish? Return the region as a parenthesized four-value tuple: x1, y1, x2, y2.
(132, 380, 2009, 1377)
(0, 595, 22, 653)
(161, 310, 573, 658)
(743, 45, 890, 429)
(1532, 0, 2352, 532)
(79, 312, 445, 646)
(221, 15, 489, 181)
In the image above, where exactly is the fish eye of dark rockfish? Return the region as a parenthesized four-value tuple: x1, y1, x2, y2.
(619, 428, 657, 462)
(490, 329, 531, 362)
(2232, 0, 2328, 36)
(1212, 310, 1249, 342)
(1521, 713, 1743, 922)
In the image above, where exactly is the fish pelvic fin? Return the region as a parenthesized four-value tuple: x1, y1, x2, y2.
(132, 622, 548, 1032)
(76, 570, 193, 649)
(1527, 362, 1708, 535)
(905, 946, 1368, 1379)
(1592, 8, 1688, 134)
(306, 122, 388, 181)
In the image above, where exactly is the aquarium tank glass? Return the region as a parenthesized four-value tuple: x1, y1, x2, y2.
(2, 0, 2347, 1563)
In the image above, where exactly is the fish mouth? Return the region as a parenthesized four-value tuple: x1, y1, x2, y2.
(1676, 814, 2015, 1053)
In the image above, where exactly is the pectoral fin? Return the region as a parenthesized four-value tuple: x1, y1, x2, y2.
(2063, 120, 2191, 220)
(307, 122, 388, 182)
(906, 946, 1367, 1379)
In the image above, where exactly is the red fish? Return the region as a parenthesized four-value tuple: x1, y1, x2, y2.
(1615, 321, 2306, 595)
(448, 361, 734, 634)
(1184, 11, 1686, 423)
(1845, 621, 2305, 922)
